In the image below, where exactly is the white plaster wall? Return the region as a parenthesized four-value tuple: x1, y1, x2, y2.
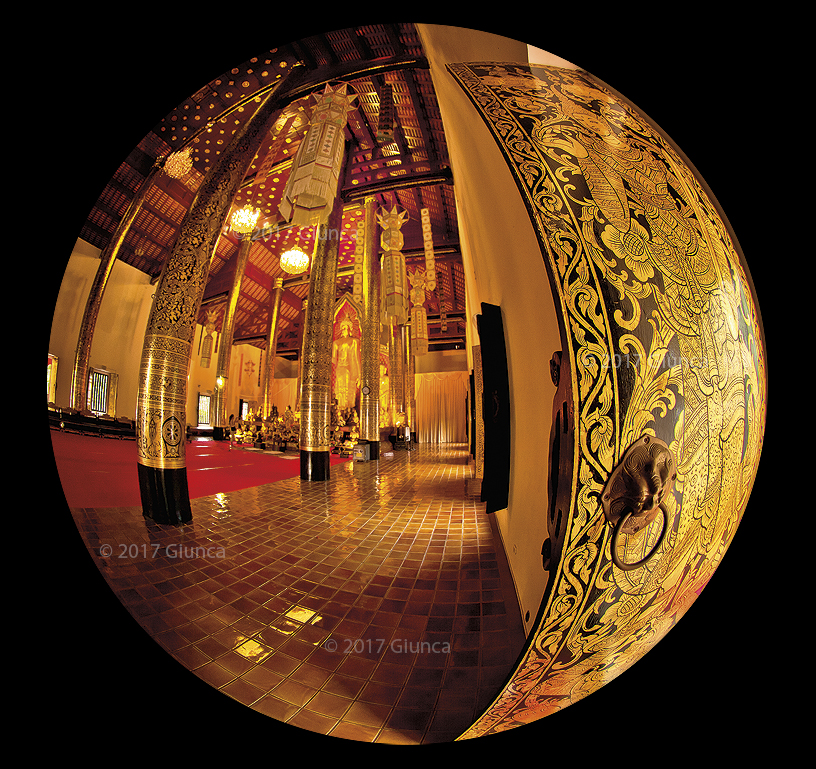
(418, 25, 565, 635)
(49, 238, 154, 419)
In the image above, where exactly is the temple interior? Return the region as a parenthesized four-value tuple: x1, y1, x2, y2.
(46, 21, 770, 752)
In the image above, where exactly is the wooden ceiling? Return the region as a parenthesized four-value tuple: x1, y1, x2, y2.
(78, 23, 467, 357)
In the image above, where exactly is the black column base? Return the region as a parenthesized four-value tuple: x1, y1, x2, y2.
(300, 450, 330, 481)
(138, 463, 192, 525)
(213, 426, 229, 441)
(368, 440, 380, 460)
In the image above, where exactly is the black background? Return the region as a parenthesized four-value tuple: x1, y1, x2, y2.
(39, 11, 784, 762)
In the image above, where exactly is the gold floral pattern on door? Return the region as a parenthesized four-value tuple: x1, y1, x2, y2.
(448, 62, 766, 738)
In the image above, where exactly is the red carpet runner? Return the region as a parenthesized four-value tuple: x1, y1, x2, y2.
(50, 431, 351, 508)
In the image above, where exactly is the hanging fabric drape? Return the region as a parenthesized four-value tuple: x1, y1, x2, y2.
(408, 267, 429, 356)
(279, 83, 356, 227)
(415, 371, 468, 443)
(269, 378, 298, 415)
(420, 207, 437, 290)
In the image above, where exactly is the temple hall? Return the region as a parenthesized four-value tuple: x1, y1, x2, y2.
(47, 22, 768, 749)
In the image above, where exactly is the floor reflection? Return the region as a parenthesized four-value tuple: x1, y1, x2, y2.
(69, 442, 525, 744)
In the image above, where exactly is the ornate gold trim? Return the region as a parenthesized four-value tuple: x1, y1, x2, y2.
(448, 62, 767, 739)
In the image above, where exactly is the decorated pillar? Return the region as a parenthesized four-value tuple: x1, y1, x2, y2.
(295, 298, 308, 414)
(359, 196, 381, 458)
(299, 194, 345, 481)
(135, 63, 298, 525)
(213, 225, 256, 437)
(261, 277, 285, 418)
(70, 159, 164, 410)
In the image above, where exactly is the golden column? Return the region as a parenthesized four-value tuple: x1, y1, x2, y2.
(389, 324, 404, 426)
(70, 159, 164, 411)
(261, 277, 285, 418)
(359, 196, 381, 458)
(135, 63, 299, 525)
(299, 196, 344, 481)
(295, 298, 308, 414)
(213, 223, 256, 437)
(402, 324, 416, 440)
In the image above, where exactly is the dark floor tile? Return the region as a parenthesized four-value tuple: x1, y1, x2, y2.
(67, 442, 526, 746)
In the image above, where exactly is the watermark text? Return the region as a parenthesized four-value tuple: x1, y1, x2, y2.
(98, 543, 227, 560)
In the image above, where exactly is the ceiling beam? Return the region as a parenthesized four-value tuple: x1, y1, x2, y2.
(403, 69, 436, 163)
(342, 165, 452, 201)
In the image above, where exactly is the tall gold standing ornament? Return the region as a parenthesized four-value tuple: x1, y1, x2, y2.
(135, 61, 300, 525)
(420, 207, 437, 290)
(359, 196, 381, 457)
(378, 206, 410, 326)
(388, 324, 404, 426)
(279, 83, 357, 227)
(261, 277, 285, 419)
(408, 268, 429, 356)
(410, 206, 433, 356)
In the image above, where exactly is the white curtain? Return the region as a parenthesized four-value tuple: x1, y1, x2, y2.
(415, 371, 469, 443)
(270, 378, 298, 414)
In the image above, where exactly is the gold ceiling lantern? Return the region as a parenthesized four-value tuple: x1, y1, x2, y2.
(163, 146, 193, 179)
(280, 246, 310, 274)
(230, 204, 261, 235)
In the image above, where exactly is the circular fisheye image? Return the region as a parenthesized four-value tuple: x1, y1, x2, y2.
(47, 22, 767, 748)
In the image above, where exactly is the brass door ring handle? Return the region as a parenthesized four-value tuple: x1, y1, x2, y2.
(610, 503, 668, 571)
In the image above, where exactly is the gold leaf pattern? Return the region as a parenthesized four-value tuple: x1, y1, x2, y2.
(448, 63, 766, 739)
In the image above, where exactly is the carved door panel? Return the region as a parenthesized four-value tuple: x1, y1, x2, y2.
(450, 62, 767, 739)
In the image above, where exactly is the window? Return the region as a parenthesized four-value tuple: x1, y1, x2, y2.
(198, 394, 212, 427)
(88, 370, 110, 415)
(86, 368, 118, 416)
(47, 354, 58, 404)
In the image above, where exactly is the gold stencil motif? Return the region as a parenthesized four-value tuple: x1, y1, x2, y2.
(448, 63, 766, 738)
(300, 204, 343, 452)
(136, 334, 191, 469)
(136, 69, 297, 472)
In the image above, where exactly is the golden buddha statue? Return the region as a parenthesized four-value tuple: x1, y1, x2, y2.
(332, 316, 361, 410)
(379, 363, 390, 428)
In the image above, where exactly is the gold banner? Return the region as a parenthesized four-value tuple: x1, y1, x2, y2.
(420, 207, 436, 290)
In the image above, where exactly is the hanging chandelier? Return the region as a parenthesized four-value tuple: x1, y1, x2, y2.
(230, 204, 261, 235)
(163, 146, 193, 179)
(280, 246, 309, 274)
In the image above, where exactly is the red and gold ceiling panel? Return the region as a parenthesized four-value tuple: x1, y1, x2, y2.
(79, 25, 461, 352)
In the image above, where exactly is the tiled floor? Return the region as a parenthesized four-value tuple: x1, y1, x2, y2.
(68, 441, 526, 744)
